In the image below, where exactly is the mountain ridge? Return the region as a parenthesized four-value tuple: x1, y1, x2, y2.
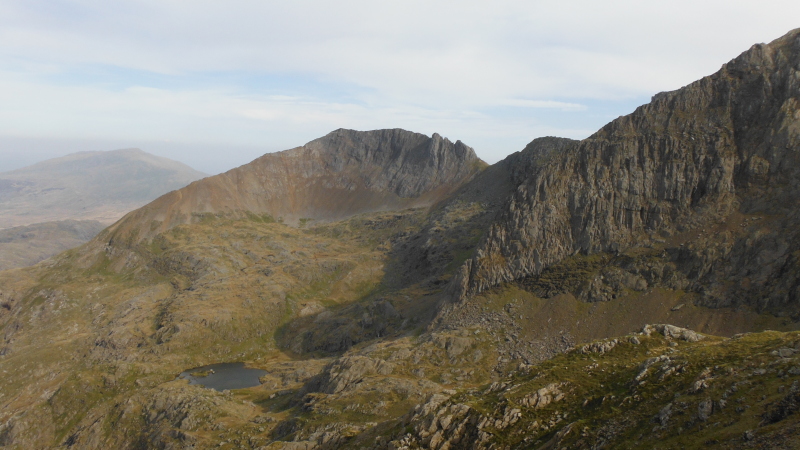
(442, 28, 800, 319)
(104, 128, 484, 244)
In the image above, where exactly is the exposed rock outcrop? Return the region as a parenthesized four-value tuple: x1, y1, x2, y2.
(306, 356, 395, 395)
(383, 394, 488, 450)
(642, 323, 705, 342)
(447, 28, 800, 317)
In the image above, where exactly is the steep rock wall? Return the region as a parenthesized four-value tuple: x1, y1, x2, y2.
(449, 29, 800, 314)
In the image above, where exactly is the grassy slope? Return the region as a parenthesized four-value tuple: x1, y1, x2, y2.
(0, 199, 798, 449)
(0, 220, 106, 271)
(0, 207, 444, 447)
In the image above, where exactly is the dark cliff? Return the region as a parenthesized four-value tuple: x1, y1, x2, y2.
(448, 28, 800, 316)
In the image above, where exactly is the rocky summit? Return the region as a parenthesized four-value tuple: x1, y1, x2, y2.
(1, 29, 800, 450)
(108, 128, 483, 243)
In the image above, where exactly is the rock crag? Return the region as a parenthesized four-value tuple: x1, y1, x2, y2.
(448, 28, 800, 317)
(106, 129, 483, 244)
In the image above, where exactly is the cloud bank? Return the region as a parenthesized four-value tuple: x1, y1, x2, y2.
(1, 0, 798, 172)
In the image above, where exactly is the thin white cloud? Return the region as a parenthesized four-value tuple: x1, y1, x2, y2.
(1, 0, 799, 172)
(499, 100, 587, 111)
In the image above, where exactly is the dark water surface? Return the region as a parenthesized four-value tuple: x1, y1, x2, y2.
(178, 362, 266, 391)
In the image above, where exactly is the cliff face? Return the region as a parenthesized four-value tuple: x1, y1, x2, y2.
(106, 128, 482, 243)
(450, 29, 800, 315)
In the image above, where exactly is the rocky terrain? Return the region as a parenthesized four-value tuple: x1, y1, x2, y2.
(363, 326, 800, 449)
(0, 29, 799, 450)
(444, 27, 800, 319)
(0, 220, 105, 271)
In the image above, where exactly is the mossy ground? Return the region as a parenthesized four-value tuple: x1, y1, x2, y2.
(455, 330, 800, 449)
(1, 205, 799, 449)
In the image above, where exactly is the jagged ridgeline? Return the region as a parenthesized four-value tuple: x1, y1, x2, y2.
(445, 27, 800, 318)
(104, 129, 483, 243)
(0, 28, 799, 450)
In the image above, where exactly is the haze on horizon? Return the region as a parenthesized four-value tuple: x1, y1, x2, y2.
(1, 0, 798, 175)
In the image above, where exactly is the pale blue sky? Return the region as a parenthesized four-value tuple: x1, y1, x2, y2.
(1, 0, 799, 174)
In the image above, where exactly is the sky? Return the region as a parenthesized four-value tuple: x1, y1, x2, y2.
(1, 1, 799, 174)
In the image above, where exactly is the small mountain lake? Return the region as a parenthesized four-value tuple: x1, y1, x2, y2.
(178, 362, 267, 391)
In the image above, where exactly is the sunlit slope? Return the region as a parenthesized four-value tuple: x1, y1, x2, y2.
(104, 129, 484, 244)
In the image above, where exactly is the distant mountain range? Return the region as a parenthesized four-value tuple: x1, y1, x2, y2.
(0, 148, 206, 270)
(0, 28, 799, 450)
(0, 148, 207, 229)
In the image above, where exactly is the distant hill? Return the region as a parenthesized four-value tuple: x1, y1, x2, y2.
(0, 220, 106, 271)
(0, 148, 207, 229)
